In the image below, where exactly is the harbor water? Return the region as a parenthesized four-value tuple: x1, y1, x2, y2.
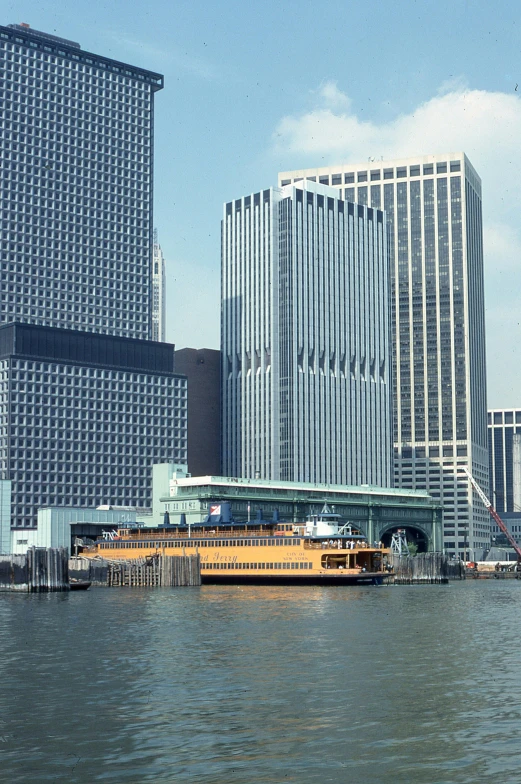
(1, 581, 521, 783)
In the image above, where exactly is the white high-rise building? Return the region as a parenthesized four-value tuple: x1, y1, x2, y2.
(222, 180, 393, 487)
(152, 230, 166, 342)
(280, 153, 489, 558)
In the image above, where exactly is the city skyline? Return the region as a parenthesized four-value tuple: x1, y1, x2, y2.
(3, 2, 520, 408)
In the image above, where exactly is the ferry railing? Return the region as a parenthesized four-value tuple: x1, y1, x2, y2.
(303, 541, 384, 550)
(109, 528, 284, 543)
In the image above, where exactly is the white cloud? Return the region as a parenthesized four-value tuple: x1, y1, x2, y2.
(272, 81, 521, 407)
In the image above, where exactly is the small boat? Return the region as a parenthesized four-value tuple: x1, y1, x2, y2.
(69, 578, 91, 591)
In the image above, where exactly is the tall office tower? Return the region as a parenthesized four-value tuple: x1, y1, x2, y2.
(151, 230, 166, 342)
(488, 409, 521, 514)
(222, 180, 392, 486)
(0, 23, 162, 340)
(280, 154, 489, 558)
(0, 324, 187, 528)
(0, 24, 186, 529)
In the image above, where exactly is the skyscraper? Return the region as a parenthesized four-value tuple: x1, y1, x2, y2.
(0, 24, 187, 528)
(488, 409, 521, 515)
(151, 230, 166, 342)
(0, 22, 162, 339)
(222, 180, 392, 487)
(280, 154, 489, 558)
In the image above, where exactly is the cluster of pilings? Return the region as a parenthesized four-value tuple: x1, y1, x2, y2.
(107, 555, 201, 587)
(390, 552, 465, 584)
(70, 555, 201, 587)
(0, 548, 69, 592)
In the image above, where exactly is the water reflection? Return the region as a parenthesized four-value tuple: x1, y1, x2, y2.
(0, 583, 521, 782)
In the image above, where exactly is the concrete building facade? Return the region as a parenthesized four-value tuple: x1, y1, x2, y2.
(222, 180, 393, 488)
(280, 154, 489, 559)
(0, 24, 190, 531)
(0, 324, 187, 528)
(0, 23, 163, 340)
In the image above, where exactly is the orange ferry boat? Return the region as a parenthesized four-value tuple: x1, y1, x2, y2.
(86, 505, 391, 586)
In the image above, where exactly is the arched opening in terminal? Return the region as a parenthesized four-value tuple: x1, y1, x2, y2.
(380, 526, 429, 553)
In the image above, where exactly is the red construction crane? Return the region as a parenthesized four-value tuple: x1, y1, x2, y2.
(461, 467, 521, 560)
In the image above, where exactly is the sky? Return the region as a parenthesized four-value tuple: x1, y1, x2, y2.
(4, 0, 521, 407)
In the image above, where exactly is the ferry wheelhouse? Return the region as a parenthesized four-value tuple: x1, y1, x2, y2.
(85, 504, 391, 585)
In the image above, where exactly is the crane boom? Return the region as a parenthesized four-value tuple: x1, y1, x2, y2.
(461, 467, 521, 560)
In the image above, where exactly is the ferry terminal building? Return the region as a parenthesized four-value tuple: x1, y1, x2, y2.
(3, 465, 442, 554)
(156, 467, 443, 553)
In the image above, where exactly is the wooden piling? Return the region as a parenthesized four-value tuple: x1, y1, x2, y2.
(69, 554, 201, 588)
(0, 548, 69, 592)
(390, 552, 465, 583)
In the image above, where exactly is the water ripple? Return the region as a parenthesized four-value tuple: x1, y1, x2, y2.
(1, 582, 521, 782)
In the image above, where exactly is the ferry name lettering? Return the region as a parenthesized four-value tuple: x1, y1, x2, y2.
(212, 552, 237, 563)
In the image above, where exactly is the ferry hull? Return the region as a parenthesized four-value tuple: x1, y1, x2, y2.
(202, 571, 389, 586)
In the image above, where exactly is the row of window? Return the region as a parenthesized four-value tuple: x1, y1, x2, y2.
(1, 35, 162, 88)
(201, 562, 312, 570)
(282, 162, 462, 188)
(100, 538, 302, 550)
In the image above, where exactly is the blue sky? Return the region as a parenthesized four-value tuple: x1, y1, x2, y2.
(6, 0, 521, 406)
